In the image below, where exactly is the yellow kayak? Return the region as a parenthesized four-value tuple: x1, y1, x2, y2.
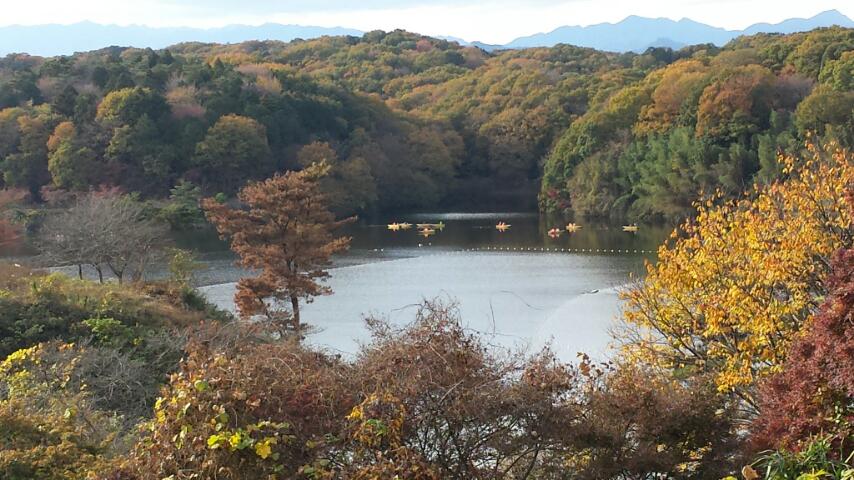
(416, 222, 445, 230)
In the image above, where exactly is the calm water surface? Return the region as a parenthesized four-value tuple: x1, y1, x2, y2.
(194, 213, 670, 360)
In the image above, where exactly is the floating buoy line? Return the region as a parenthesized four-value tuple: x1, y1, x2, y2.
(456, 246, 656, 255)
(371, 246, 657, 255)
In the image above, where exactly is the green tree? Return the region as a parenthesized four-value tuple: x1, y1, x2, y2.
(820, 50, 854, 91)
(96, 86, 169, 125)
(46, 121, 101, 190)
(794, 86, 854, 137)
(2, 113, 56, 197)
(158, 180, 205, 229)
(193, 114, 272, 193)
(105, 115, 175, 190)
(630, 128, 717, 221)
(297, 142, 378, 214)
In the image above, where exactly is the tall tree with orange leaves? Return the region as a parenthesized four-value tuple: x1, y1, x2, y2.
(203, 164, 353, 335)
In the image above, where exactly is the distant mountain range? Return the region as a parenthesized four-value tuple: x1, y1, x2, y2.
(1, 10, 852, 57)
(494, 9, 854, 52)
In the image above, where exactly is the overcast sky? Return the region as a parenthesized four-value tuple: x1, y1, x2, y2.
(3, 0, 853, 44)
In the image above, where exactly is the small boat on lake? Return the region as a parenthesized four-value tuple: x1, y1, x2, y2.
(565, 223, 582, 233)
(387, 223, 401, 231)
(416, 222, 445, 230)
(399, 222, 413, 230)
(548, 228, 562, 238)
(622, 224, 639, 233)
(496, 222, 511, 232)
(419, 228, 436, 237)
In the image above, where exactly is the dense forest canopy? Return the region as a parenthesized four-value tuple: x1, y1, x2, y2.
(542, 28, 854, 220)
(0, 27, 852, 218)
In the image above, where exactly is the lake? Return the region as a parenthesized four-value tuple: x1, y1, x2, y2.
(195, 213, 670, 360)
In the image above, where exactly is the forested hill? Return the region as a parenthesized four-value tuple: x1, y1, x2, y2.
(0, 28, 852, 218)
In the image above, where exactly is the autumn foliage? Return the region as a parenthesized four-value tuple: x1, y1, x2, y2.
(621, 144, 854, 408)
(203, 164, 352, 333)
(120, 340, 353, 479)
(102, 300, 740, 480)
(753, 230, 854, 450)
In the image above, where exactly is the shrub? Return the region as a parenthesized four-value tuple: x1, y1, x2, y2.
(0, 343, 123, 479)
(350, 300, 586, 479)
(753, 233, 854, 450)
(742, 436, 854, 480)
(575, 364, 740, 479)
(118, 338, 354, 479)
(113, 300, 740, 479)
(0, 268, 213, 358)
(0, 399, 114, 480)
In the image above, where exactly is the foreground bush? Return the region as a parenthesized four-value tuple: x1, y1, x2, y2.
(116, 338, 355, 479)
(740, 437, 854, 480)
(0, 264, 219, 358)
(753, 229, 854, 451)
(0, 399, 114, 480)
(0, 324, 266, 480)
(0, 343, 123, 479)
(576, 364, 739, 478)
(108, 301, 739, 479)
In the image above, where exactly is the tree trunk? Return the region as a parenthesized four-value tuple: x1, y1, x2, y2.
(290, 295, 301, 332)
(77, 264, 83, 280)
(108, 263, 124, 284)
(95, 265, 104, 284)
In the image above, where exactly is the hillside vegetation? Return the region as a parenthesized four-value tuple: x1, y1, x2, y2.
(0, 28, 852, 217)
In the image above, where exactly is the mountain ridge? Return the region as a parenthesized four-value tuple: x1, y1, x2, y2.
(1, 10, 852, 56)
(492, 10, 853, 52)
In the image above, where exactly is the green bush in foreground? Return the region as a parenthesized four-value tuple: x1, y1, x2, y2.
(731, 437, 854, 480)
(0, 263, 227, 358)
